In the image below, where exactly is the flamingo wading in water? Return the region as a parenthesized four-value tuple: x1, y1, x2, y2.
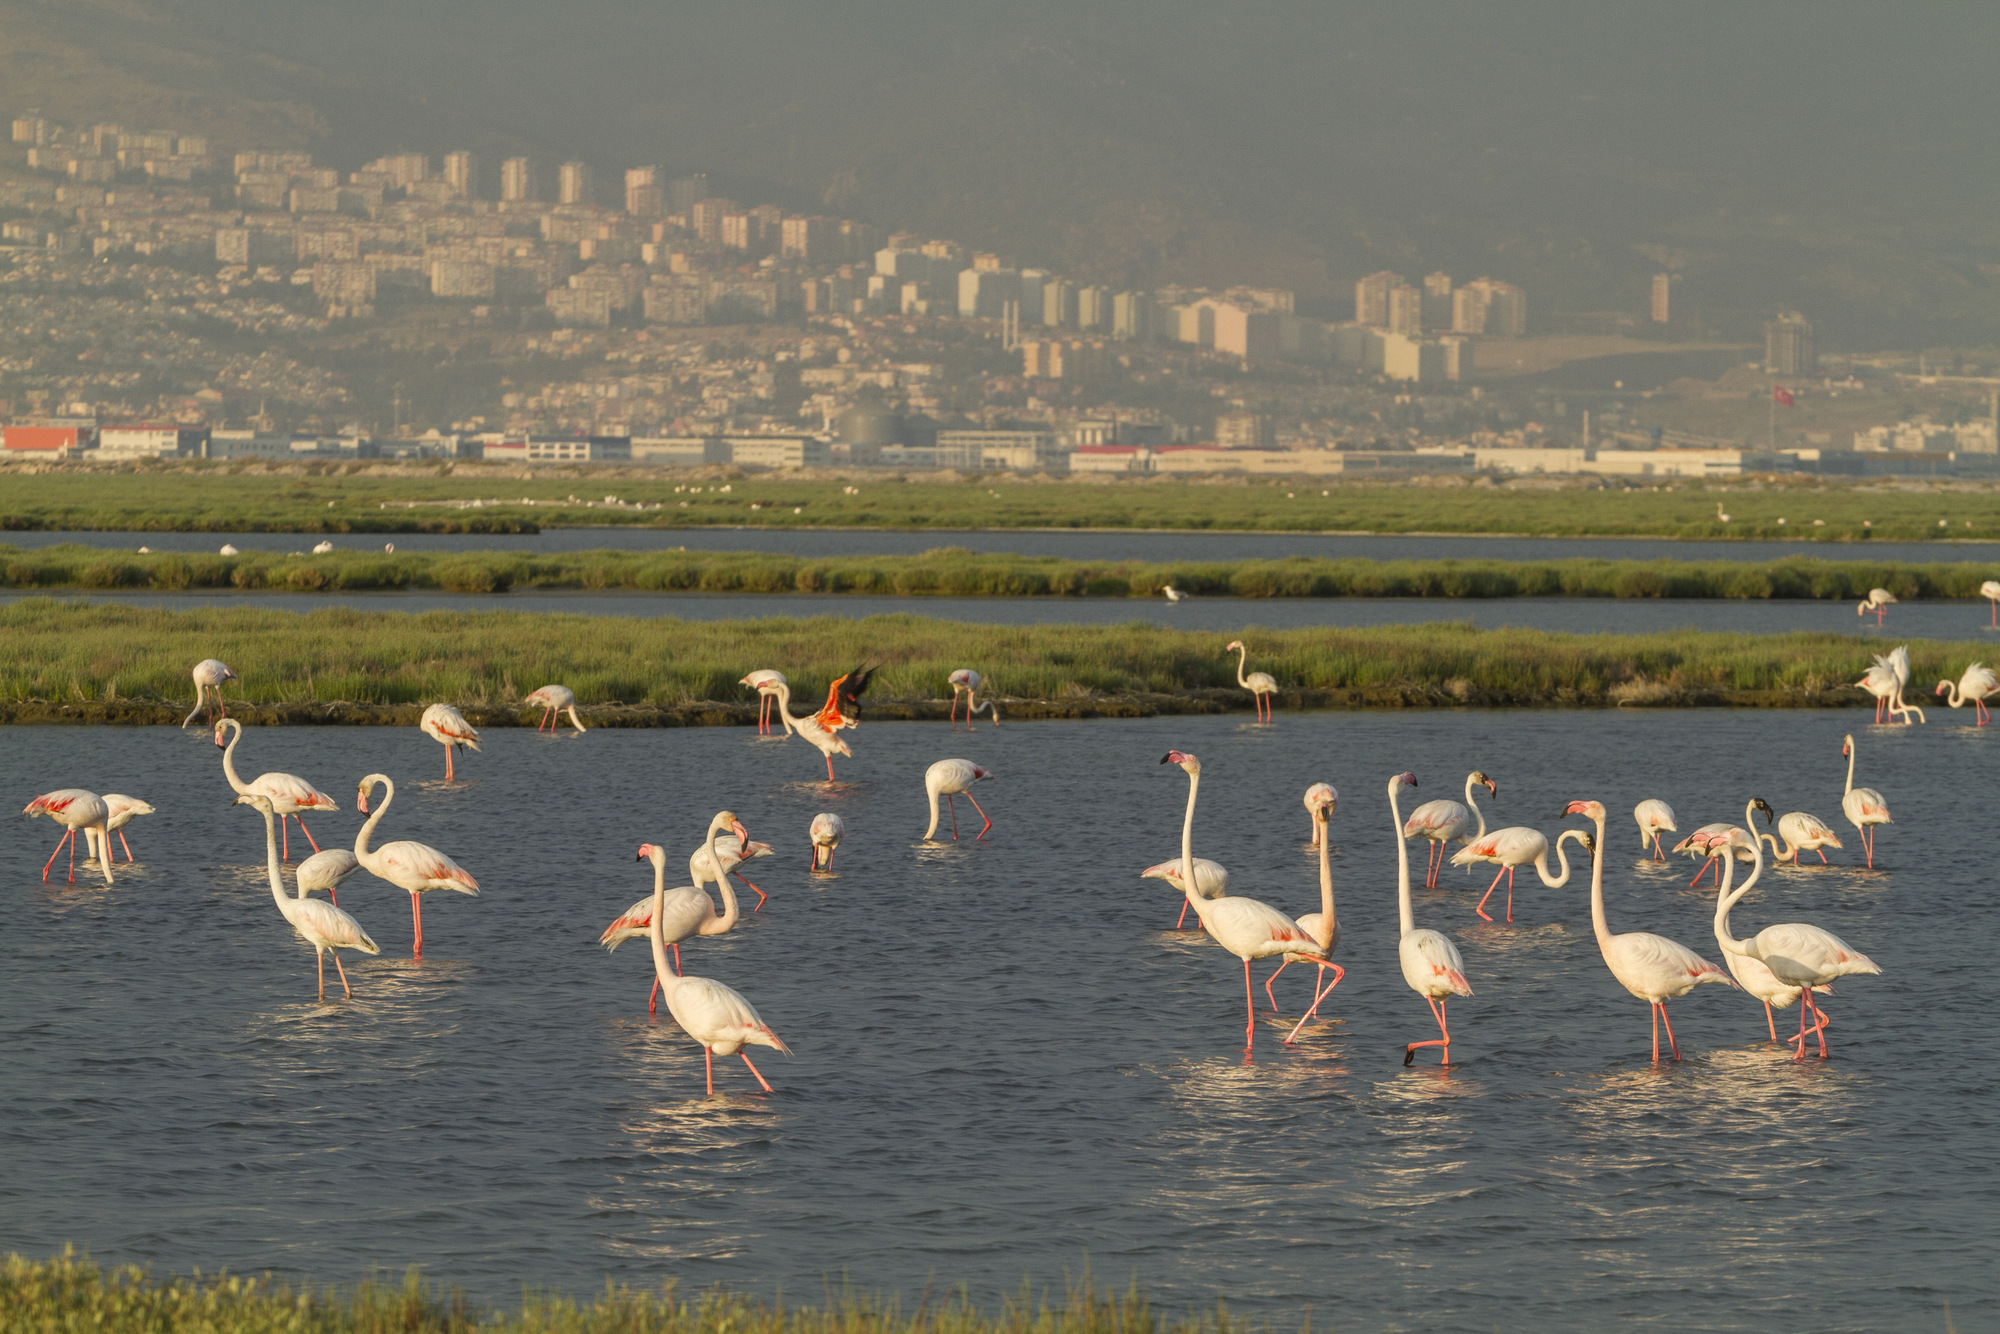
(690, 826, 774, 911)
(1224, 640, 1279, 723)
(295, 848, 360, 905)
(213, 718, 338, 861)
(354, 773, 480, 956)
(1759, 806, 1844, 865)
(948, 669, 1000, 727)
(766, 679, 856, 780)
(1708, 814, 1834, 1046)
(1633, 799, 1677, 861)
(1983, 580, 2000, 628)
(1448, 819, 1588, 922)
(523, 685, 587, 733)
(420, 704, 481, 781)
(1159, 751, 1332, 1053)
(1403, 770, 1493, 888)
(23, 790, 114, 884)
(1142, 854, 1228, 931)
(740, 670, 790, 736)
(809, 813, 844, 870)
(1386, 771, 1473, 1065)
(98, 794, 156, 863)
(602, 813, 749, 1013)
(925, 759, 995, 840)
(1566, 799, 1734, 1062)
(1857, 587, 1896, 625)
(1280, 785, 1346, 1042)
(1936, 662, 1998, 726)
(239, 794, 378, 1001)
(183, 658, 237, 728)
(1840, 733, 1893, 868)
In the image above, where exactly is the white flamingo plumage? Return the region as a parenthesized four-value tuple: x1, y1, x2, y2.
(1404, 771, 1493, 888)
(1142, 855, 1229, 930)
(1936, 661, 1998, 726)
(1278, 784, 1346, 1042)
(183, 658, 237, 728)
(295, 848, 360, 904)
(1160, 750, 1332, 1053)
(1715, 824, 1880, 1060)
(354, 773, 480, 956)
(1840, 733, 1893, 868)
(809, 812, 844, 870)
(1303, 781, 1337, 847)
(1162, 585, 1185, 603)
(1760, 808, 1844, 865)
(1224, 640, 1279, 723)
(924, 758, 995, 840)
(523, 684, 586, 733)
(691, 830, 775, 911)
(96, 794, 156, 863)
(1566, 799, 1735, 1062)
(1387, 771, 1473, 1065)
(740, 669, 791, 736)
(420, 703, 481, 781)
(213, 718, 338, 861)
(948, 669, 1001, 728)
(1876, 646, 1924, 724)
(1857, 587, 1897, 624)
(1983, 580, 2000, 628)
(1448, 822, 1588, 922)
(1709, 810, 1833, 1044)
(1672, 819, 1759, 888)
(238, 793, 378, 1001)
(767, 680, 852, 780)
(602, 813, 748, 1013)
(1633, 798, 1677, 861)
(23, 789, 114, 884)
(1856, 660, 1901, 724)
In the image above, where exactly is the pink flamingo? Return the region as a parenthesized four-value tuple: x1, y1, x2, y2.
(1224, 641, 1279, 723)
(182, 658, 237, 728)
(1566, 799, 1735, 1062)
(1280, 786, 1346, 1042)
(420, 703, 481, 781)
(1936, 662, 1998, 725)
(239, 794, 379, 1001)
(23, 789, 114, 884)
(1840, 733, 1893, 868)
(1708, 809, 1833, 1045)
(1142, 855, 1228, 930)
(295, 848, 360, 905)
(1159, 750, 1332, 1053)
(1386, 771, 1473, 1065)
(1857, 587, 1896, 625)
(1633, 798, 1676, 860)
(354, 773, 480, 956)
(767, 680, 853, 780)
(948, 669, 1000, 727)
(601, 812, 749, 1013)
(1303, 782, 1337, 847)
(1672, 821, 1757, 887)
(1403, 770, 1493, 888)
(214, 718, 338, 861)
(924, 759, 995, 840)
(1983, 580, 2000, 628)
(523, 685, 586, 733)
(645, 863, 789, 1097)
(1448, 822, 1586, 921)
(739, 670, 791, 735)
(809, 813, 844, 870)
(1759, 808, 1843, 865)
(97, 794, 156, 863)
(690, 827, 775, 911)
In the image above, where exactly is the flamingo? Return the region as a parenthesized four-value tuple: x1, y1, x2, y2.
(312, 540, 335, 554)
(1857, 587, 1896, 624)
(1715, 501, 1731, 523)
(1708, 816, 1834, 1045)
(1936, 662, 1998, 725)
(1672, 821, 1759, 888)
(1224, 640, 1279, 723)
(523, 685, 586, 733)
(295, 848, 360, 905)
(1159, 750, 1332, 1053)
(354, 773, 480, 957)
(213, 718, 339, 861)
(1840, 733, 1893, 868)
(1759, 808, 1844, 865)
(691, 829, 775, 911)
(420, 704, 481, 780)
(1565, 799, 1735, 1062)
(1633, 798, 1677, 861)
(740, 670, 790, 735)
(1448, 821, 1588, 922)
(643, 832, 788, 1096)
(1280, 785, 1346, 1042)
(1856, 659, 1901, 724)
(813, 665, 874, 734)
(948, 669, 1000, 728)
(98, 794, 156, 863)
(22, 789, 114, 884)
(1385, 771, 1473, 1065)
(1162, 585, 1186, 603)
(1983, 579, 2000, 628)
(183, 658, 237, 728)
(1142, 855, 1229, 930)
(925, 759, 995, 840)
(1714, 824, 1880, 1060)
(809, 813, 844, 870)
(1303, 782, 1337, 847)
(237, 793, 378, 1001)
(1403, 771, 1493, 888)
(767, 679, 854, 780)
(602, 813, 749, 1013)
(1876, 646, 1924, 724)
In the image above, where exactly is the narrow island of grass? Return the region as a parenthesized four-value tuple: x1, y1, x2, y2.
(5, 544, 1997, 603)
(0, 601, 1967, 723)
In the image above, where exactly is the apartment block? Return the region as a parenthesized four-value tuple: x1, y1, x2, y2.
(558, 161, 594, 206)
(443, 151, 477, 199)
(625, 166, 662, 217)
(1355, 270, 1403, 326)
(500, 157, 535, 202)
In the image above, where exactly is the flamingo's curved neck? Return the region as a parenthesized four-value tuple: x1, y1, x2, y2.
(1940, 680, 1964, 707)
(253, 802, 290, 921)
(1179, 766, 1206, 922)
(566, 705, 587, 732)
(354, 775, 394, 869)
(1389, 780, 1414, 937)
(217, 719, 251, 796)
(645, 849, 680, 1006)
(1585, 809, 1613, 954)
(1843, 738, 1858, 797)
(1233, 643, 1251, 690)
(1713, 829, 1761, 958)
(1538, 832, 1579, 888)
(1315, 808, 1334, 940)
(703, 816, 739, 929)
(1463, 773, 1488, 839)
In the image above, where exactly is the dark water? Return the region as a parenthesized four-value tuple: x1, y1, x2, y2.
(6, 587, 1999, 643)
(8, 527, 1996, 564)
(2, 711, 1989, 1330)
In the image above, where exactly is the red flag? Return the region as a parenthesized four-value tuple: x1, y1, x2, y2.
(1773, 386, 1794, 406)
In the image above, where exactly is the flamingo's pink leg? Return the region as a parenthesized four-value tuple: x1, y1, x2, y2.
(1658, 1001, 1682, 1060)
(673, 942, 682, 975)
(118, 830, 134, 862)
(1475, 865, 1507, 920)
(1505, 866, 1516, 922)
(280, 816, 290, 862)
(295, 816, 322, 854)
(1175, 898, 1191, 929)
(1650, 1002, 1661, 1063)
(1284, 963, 1345, 1043)
(826, 847, 834, 869)
(1264, 959, 1289, 1010)
(964, 792, 992, 839)
(41, 828, 75, 882)
(317, 949, 326, 1002)
(704, 1048, 715, 1097)
(949, 690, 958, 728)
(410, 891, 424, 957)
(445, 746, 454, 782)
(740, 1052, 775, 1092)
(1689, 857, 1717, 888)
(734, 872, 767, 911)
(68, 829, 80, 883)
(332, 951, 353, 998)
(1764, 1000, 1777, 1042)
(824, 754, 835, 781)
(1242, 958, 1257, 1051)
(1404, 995, 1451, 1065)
(648, 976, 659, 1014)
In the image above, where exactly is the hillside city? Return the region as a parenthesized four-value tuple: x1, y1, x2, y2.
(3, 109, 1998, 482)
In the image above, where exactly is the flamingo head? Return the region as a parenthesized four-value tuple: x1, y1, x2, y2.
(1160, 750, 1199, 775)
(1387, 771, 1418, 795)
(1750, 796, 1774, 825)
(1841, 735, 1853, 757)
(211, 720, 231, 748)
(1223, 640, 1243, 654)
(635, 842, 665, 864)
(1935, 681, 1950, 696)
(1564, 799, 1606, 822)
(711, 811, 750, 847)
(232, 793, 275, 814)
(972, 766, 995, 781)
(1569, 831, 1595, 853)
(1471, 770, 1496, 797)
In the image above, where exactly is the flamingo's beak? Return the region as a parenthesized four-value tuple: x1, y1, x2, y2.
(730, 821, 749, 845)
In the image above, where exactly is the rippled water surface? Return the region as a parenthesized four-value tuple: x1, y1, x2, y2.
(2, 712, 1991, 1332)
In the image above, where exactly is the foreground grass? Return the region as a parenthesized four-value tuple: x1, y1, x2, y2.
(1, 1251, 1222, 1334)
(6, 544, 1998, 602)
(6, 467, 2000, 542)
(0, 601, 1971, 710)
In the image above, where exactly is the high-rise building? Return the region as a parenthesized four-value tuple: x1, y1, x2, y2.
(1651, 273, 1672, 324)
(443, 151, 477, 199)
(1076, 286, 1110, 331)
(1422, 271, 1453, 328)
(1355, 270, 1403, 326)
(558, 162, 594, 206)
(1387, 283, 1423, 336)
(500, 157, 535, 202)
(1112, 290, 1150, 341)
(1214, 411, 1275, 449)
(624, 166, 662, 216)
(1765, 312, 1815, 375)
(691, 197, 737, 243)
(1042, 279, 1077, 327)
(667, 174, 709, 215)
(1452, 278, 1528, 336)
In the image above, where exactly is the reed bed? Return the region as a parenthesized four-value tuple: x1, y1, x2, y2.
(5, 544, 1997, 602)
(1, 1251, 1229, 1334)
(0, 600, 1966, 710)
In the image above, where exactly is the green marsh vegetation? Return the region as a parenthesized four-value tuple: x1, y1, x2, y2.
(0, 601, 1964, 711)
(5, 466, 2000, 542)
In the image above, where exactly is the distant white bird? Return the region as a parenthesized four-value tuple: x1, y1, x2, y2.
(1983, 580, 2000, 628)
(183, 658, 237, 728)
(739, 669, 791, 735)
(523, 684, 587, 733)
(1162, 585, 1186, 603)
(1840, 733, 1893, 868)
(1716, 501, 1731, 523)
(1224, 639, 1279, 724)
(1936, 661, 1998, 726)
(809, 812, 844, 870)
(311, 540, 335, 554)
(1857, 587, 1896, 624)
(420, 703, 481, 781)
(384, 542, 395, 553)
(924, 758, 995, 840)
(219, 543, 240, 556)
(1759, 808, 1844, 866)
(1633, 798, 1677, 861)
(948, 668, 1000, 727)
